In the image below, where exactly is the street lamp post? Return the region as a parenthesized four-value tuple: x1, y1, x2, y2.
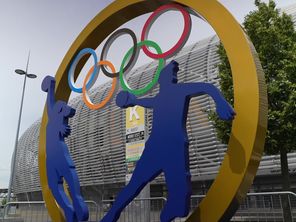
(7, 52, 37, 202)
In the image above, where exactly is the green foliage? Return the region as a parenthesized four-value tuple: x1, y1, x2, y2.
(213, 0, 296, 155)
(1, 198, 7, 206)
(209, 45, 233, 144)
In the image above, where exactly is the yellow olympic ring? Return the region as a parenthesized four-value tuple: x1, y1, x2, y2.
(39, 0, 267, 221)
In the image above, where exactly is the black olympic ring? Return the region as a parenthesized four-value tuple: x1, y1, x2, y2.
(100, 28, 139, 78)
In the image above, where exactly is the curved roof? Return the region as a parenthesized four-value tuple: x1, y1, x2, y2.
(14, 36, 224, 194)
(283, 3, 296, 24)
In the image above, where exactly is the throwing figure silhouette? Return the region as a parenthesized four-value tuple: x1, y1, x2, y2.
(42, 76, 89, 222)
(101, 60, 235, 222)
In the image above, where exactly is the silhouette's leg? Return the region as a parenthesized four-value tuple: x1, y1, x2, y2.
(63, 165, 89, 221)
(160, 159, 192, 222)
(47, 168, 77, 222)
(100, 153, 161, 222)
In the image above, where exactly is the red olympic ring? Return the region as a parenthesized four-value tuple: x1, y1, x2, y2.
(141, 3, 192, 59)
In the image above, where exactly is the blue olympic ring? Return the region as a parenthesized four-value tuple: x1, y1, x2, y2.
(68, 48, 99, 93)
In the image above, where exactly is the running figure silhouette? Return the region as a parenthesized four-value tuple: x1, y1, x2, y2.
(101, 60, 235, 222)
(42, 76, 89, 222)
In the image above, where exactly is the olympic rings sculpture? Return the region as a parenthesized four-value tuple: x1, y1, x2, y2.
(67, 3, 191, 110)
(40, 0, 267, 221)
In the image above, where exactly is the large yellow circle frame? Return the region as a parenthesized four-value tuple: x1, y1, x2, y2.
(38, 0, 267, 221)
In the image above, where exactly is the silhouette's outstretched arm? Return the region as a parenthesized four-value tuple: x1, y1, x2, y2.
(180, 83, 236, 120)
(116, 91, 155, 109)
(132, 97, 155, 109)
(41, 76, 56, 118)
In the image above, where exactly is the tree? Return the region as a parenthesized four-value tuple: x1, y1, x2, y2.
(212, 1, 296, 221)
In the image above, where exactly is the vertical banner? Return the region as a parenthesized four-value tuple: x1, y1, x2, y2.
(125, 105, 150, 222)
(125, 106, 145, 182)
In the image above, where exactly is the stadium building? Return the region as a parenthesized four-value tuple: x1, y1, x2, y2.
(12, 4, 296, 202)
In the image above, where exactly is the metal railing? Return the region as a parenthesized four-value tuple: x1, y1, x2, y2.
(1, 200, 98, 222)
(98, 197, 167, 222)
(188, 191, 296, 221)
(2, 192, 296, 221)
(234, 191, 296, 221)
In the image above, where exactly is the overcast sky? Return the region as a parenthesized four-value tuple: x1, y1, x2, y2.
(0, 0, 295, 188)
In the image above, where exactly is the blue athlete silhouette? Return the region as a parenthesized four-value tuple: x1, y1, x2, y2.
(42, 76, 89, 222)
(100, 60, 235, 222)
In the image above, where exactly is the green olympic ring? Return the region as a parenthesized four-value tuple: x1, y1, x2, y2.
(120, 40, 165, 96)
